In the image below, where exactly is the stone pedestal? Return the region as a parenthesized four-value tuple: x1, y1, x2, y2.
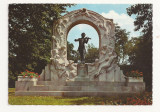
(74, 63, 89, 81)
(15, 76, 38, 91)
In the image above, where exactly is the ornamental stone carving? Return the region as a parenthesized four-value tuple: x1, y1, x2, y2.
(40, 8, 125, 82)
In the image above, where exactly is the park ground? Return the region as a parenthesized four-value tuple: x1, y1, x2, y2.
(8, 88, 152, 105)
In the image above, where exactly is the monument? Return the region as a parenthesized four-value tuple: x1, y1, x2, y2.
(15, 8, 145, 96)
(74, 32, 90, 81)
(75, 32, 91, 63)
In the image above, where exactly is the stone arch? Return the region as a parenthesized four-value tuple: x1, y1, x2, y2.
(46, 8, 125, 82)
(66, 21, 101, 59)
(66, 20, 101, 47)
(52, 8, 115, 61)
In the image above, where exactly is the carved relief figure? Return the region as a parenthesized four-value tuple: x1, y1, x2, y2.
(40, 8, 125, 82)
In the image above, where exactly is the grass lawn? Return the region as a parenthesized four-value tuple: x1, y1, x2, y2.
(8, 88, 152, 105)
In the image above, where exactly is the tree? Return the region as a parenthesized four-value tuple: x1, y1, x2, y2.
(85, 43, 99, 63)
(67, 41, 79, 62)
(115, 24, 130, 65)
(127, 4, 152, 91)
(127, 4, 152, 38)
(125, 37, 141, 65)
(9, 4, 73, 87)
(67, 42, 99, 63)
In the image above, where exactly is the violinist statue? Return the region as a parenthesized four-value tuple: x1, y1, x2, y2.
(74, 33, 91, 63)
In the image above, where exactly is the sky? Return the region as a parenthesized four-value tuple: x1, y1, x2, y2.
(65, 4, 142, 50)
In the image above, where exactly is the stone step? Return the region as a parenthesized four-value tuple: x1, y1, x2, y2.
(66, 81, 125, 86)
(37, 81, 126, 86)
(29, 85, 133, 92)
(15, 91, 137, 97)
(37, 81, 66, 86)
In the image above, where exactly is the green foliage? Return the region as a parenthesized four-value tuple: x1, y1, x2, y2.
(67, 41, 79, 62)
(127, 4, 152, 38)
(9, 88, 152, 105)
(85, 43, 99, 63)
(67, 23, 130, 64)
(67, 42, 99, 63)
(126, 37, 141, 64)
(115, 24, 130, 64)
(127, 4, 152, 91)
(9, 4, 73, 87)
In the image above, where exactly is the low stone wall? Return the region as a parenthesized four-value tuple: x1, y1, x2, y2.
(15, 76, 38, 91)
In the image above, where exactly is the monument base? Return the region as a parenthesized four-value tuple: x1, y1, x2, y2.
(74, 63, 90, 81)
(74, 77, 90, 81)
(15, 64, 145, 96)
(15, 80, 145, 96)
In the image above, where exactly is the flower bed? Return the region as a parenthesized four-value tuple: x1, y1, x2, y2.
(125, 70, 143, 82)
(100, 92, 152, 105)
(18, 70, 40, 81)
(126, 93, 152, 105)
(126, 70, 143, 78)
(19, 70, 40, 78)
